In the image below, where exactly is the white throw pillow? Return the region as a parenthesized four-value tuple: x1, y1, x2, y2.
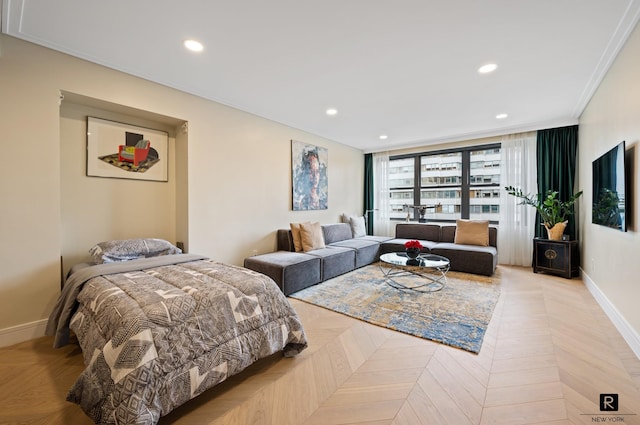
(349, 216, 367, 238)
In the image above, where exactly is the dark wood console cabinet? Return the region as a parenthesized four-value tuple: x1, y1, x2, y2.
(533, 238, 579, 279)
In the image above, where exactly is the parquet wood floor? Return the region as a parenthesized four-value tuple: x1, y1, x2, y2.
(1, 265, 639, 424)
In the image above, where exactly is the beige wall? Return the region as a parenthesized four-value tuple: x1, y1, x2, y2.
(59, 100, 181, 274)
(0, 35, 363, 344)
(578, 23, 640, 345)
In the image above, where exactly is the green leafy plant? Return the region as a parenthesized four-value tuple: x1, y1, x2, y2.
(505, 186, 583, 229)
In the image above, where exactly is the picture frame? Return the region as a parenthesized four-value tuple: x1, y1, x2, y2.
(291, 140, 328, 210)
(86, 117, 169, 182)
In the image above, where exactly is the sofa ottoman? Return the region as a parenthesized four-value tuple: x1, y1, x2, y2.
(307, 246, 356, 281)
(243, 251, 321, 295)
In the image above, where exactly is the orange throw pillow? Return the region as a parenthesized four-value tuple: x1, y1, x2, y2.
(290, 222, 309, 252)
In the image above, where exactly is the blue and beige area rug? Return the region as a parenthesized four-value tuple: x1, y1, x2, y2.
(290, 264, 501, 353)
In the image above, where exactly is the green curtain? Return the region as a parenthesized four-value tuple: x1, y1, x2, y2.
(536, 125, 579, 240)
(364, 153, 374, 235)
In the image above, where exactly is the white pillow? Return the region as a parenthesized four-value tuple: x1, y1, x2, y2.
(349, 216, 367, 238)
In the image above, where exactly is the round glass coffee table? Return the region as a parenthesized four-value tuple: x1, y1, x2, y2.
(379, 252, 450, 292)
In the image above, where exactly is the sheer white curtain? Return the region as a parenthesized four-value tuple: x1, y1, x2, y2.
(373, 151, 393, 237)
(498, 132, 537, 266)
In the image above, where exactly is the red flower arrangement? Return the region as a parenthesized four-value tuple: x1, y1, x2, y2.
(404, 240, 423, 250)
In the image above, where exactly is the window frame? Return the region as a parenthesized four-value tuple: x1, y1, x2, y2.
(389, 143, 501, 224)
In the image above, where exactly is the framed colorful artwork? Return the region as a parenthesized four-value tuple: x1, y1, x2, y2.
(86, 117, 168, 182)
(291, 140, 328, 210)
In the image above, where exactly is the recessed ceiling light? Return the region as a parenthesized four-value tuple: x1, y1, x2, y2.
(478, 63, 498, 74)
(326, 108, 338, 116)
(379, 134, 388, 140)
(184, 39, 204, 52)
(496, 113, 508, 119)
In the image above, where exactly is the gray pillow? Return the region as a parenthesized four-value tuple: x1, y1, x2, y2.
(89, 238, 182, 264)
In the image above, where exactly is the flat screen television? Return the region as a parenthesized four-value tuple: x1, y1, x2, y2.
(592, 141, 627, 231)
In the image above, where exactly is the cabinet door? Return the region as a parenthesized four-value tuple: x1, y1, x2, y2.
(533, 239, 576, 278)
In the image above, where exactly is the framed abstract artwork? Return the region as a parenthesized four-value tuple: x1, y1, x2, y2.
(291, 140, 328, 210)
(86, 117, 169, 182)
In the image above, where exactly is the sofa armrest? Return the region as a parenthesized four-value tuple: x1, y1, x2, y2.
(489, 226, 498, 247)
(277, 229, 295, 251)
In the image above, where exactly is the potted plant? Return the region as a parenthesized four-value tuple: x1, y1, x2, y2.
(505, 186, 583, 240)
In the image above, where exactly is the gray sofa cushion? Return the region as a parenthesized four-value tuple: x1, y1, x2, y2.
(243, 251, 321, 295)
(379, 238, 439, 255)
(395, 223, 442, 241)
(306, 246, 356, 280)
(322, 223, 353, 244)
(360, 235, 394, 243)
(430, 243, 498, 276)
(328, 238, 380, 268)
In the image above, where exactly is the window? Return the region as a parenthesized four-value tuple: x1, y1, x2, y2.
(388, 144, 501, 223)
(388, 158, 414, 220)
(469, 147, 501, 221)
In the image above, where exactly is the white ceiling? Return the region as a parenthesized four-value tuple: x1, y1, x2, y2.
(2, 0, 640, 152)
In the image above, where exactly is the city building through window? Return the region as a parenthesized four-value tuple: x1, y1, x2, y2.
(388, 144, 501, 223)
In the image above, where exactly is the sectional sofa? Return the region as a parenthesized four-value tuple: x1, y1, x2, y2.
(380, 222, 498, 276)
(244, 221, 498, 295)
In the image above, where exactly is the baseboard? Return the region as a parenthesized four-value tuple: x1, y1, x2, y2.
(0, 319, 48, 348)
(581, 269, 640, 360)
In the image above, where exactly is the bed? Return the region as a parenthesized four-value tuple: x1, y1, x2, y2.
(46, 239, 308, 425)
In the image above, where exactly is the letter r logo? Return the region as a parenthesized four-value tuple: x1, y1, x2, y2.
(600, 394, 618, 411)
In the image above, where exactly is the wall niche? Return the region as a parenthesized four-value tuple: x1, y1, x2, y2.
(59, 91, 188, 276)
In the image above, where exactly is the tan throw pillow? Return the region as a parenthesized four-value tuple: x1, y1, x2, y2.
(454, 219, 489, 246)
(290, 222, 309, 252)
(299, 222, 325, 252)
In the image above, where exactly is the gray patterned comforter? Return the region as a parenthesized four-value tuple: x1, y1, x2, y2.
(47, 255, 307, 425)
